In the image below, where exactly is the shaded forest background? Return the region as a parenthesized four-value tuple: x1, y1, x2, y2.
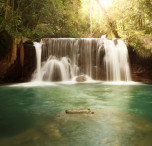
(0, 0, 152, 57)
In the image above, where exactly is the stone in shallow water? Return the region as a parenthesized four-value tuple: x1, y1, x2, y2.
(65, 108, 94, 114)
(76, 75, 87, 82)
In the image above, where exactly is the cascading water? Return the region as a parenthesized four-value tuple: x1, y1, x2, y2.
(33, 42, 42, 81)
(40, 56, 73, 81)
(103, 38, 131, 81)
(33, 37, 131, 82)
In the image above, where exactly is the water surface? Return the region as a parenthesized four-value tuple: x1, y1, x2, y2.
(0, 82, 152, 146)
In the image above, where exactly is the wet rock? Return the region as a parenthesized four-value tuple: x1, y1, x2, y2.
(129, 46, 152, 83)
(76, 75, 87, 82)
(21, 41, 36, 81)
(65, 108, 94, 114)
(2, 38, 22, 83)
(0, 35, 36, 83)
(114, 38, 118, 45)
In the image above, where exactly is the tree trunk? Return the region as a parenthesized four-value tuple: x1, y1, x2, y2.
(96, 0, 120, 38)
(89, 0, 93, 36)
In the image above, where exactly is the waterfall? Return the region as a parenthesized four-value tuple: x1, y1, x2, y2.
(33, 42, 42, 81)
(33, 37, 131, 82)
(103, 38, 131, 81)
(41, 56, 73, 81)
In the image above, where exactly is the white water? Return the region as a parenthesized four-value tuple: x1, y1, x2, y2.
(41, 56, 73, 81)
(103, 38, 131, 81)
(33, 42, 42, 81)
(33, 37, 131, 82)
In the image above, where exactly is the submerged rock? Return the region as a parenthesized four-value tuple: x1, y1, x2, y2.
(65, 108, 94, 114)
(76, 75, 87, 82)
(42, 123, 61, 138)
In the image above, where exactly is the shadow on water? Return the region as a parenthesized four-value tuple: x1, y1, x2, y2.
(127, 85, 152, 121)
(0, 87, 40, 137)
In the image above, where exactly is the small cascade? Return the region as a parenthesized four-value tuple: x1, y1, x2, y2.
(33, 42, 42, 81)
(33, 37, 131, 82)
(41, 38, 93, 77)
(103, 38, 131, 81)
(41, 56, 73, 81)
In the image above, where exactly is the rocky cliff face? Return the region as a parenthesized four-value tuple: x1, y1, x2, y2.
(129, 47, 152, 83)
(21, 41, 36, 81)
(3, 41, 36, 83)
(0, 31, 36, 83)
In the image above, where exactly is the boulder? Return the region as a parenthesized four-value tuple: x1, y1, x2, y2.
(21, 41, 36, 81)
(76, 75, 87, 82)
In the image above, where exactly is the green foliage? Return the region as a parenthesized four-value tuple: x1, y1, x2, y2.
(0, 0, 83, 39)
(0, 30, 13, 60)
(0, 0, 151, 58)
(129, 34, 152, 58)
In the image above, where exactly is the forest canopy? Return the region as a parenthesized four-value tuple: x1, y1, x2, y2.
(0, 0, 152, 41)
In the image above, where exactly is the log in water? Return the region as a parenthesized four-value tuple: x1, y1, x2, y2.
(65, 108, 94, 114)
